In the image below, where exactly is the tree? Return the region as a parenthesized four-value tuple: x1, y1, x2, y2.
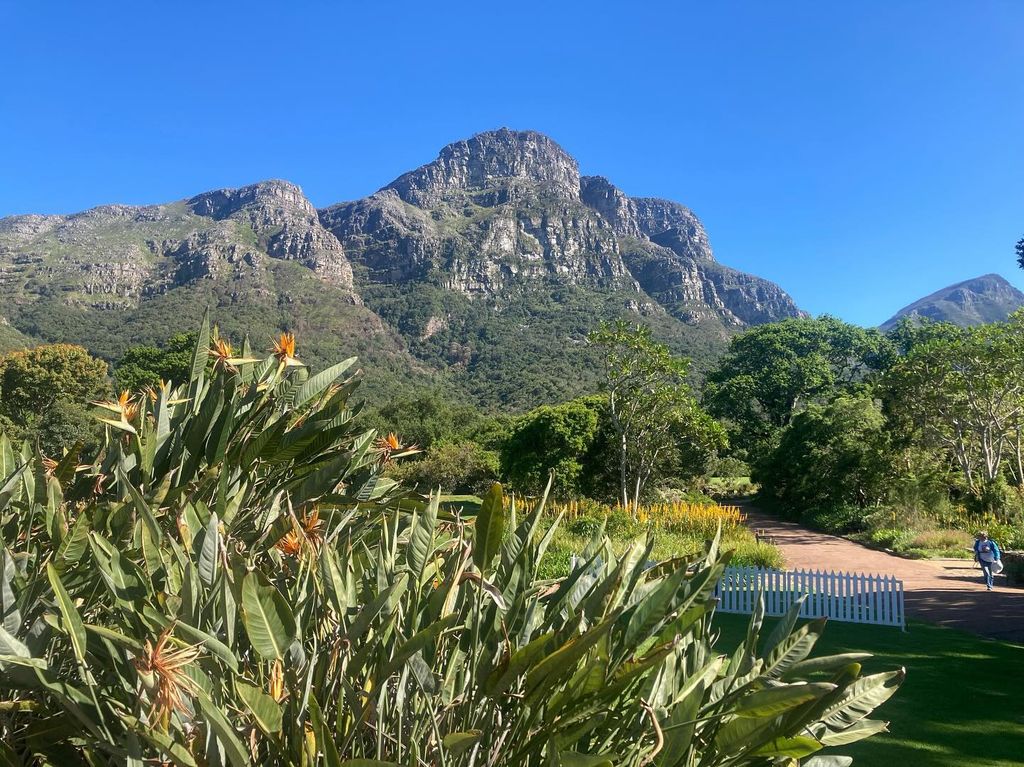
(882, 314, 1024, 500)
(755, 394, 896, 523)
(589, 321, 719, 511)
(1015, 235, 1024, 271)
(366, 388, 508, 450)
(501, 396, 605, 497)
(0, 343, 110, 453)
(884, 315, 962, 356)
(114, 331, 197, 391)
(705, 316, 895, 461)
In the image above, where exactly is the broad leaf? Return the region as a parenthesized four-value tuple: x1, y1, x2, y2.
(241, 573, 296, 661)
(473, 482, 505, 573)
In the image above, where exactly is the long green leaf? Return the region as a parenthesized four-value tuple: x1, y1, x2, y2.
(237, 681, 283, 735)
(46, 564, 87, 666)
(289, 357, 356, 408)
(198, 511, 220, 587)
(241, 573, 296, 661)
(819, 669, 905, 729)
(195, 689, 250, 767)
(407, 492, 439, 585)
(442, 730, 482, 756)
(735, 683, 835, 717)
(818, 719, 889, 746)
(0, 549, 20, 635)
(473, 483, 505, 573)
(748, 735, 822, 758)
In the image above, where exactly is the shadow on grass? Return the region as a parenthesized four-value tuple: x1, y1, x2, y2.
(713, 613, 1024, 767)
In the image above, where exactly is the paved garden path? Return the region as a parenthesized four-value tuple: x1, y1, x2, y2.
(740, 505, 1024, 644)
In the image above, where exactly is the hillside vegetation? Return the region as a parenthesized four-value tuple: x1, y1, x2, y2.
(0, 317, 900, 765)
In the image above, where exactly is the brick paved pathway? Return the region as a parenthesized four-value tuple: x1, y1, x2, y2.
(742, 505, 1024, 644)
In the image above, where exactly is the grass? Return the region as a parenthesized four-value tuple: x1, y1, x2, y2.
(713, 613, 1024, 767)
(439, 494, 482, 514)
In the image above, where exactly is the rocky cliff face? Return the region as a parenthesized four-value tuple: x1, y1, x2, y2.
(881, 274, 1024, 330)
(386, 128, 582, 208)
(320, 131, 629, 295)
(321, 129, 801, 331)
(188, 180, 354, 289)
(0, 180, 357, 312)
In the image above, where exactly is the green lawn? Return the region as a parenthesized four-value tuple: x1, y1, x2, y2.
(713, 613, 1024, 767)
(438, 494, 482, 515)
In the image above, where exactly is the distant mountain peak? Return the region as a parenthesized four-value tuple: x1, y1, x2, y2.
(881, 273, 1024, 330)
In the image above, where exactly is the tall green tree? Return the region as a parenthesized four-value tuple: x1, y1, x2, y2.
(0, 343, 110, 453)
(882, 313, 1024, 498)
(590, 321, 721, 510)
(755, 394, 896, 523)
(501, 396, 606, 497)
(705, 316, 894, 461)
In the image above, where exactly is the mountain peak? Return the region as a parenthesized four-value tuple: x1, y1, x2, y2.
(881, 273, 1024, 330)
(385, 128, 580, 206)
(188, 179, 313, 220)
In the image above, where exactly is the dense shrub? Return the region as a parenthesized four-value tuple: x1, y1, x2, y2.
(0, 343, 109, 453)
(501, 396, 606, 496)
(388, 439, 500, 494)
(755, 394, 895, 520)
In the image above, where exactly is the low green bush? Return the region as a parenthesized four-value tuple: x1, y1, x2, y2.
(728, 540, 786, 568)
(388, 439, 499, 494)
(869, 527, 915, 550)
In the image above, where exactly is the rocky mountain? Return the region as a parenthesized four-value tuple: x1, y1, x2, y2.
(320, 129, 800, 328)
(0, 128, 802, 407)
(880, 274, 1024, 331)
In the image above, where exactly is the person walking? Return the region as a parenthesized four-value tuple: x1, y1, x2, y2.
(974, 531, 1002, 591)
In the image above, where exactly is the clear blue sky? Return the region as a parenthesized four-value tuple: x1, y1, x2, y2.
(1, 1, 1022, 326)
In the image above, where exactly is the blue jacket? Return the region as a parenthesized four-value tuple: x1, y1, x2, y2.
(974, 539, 1001, 561)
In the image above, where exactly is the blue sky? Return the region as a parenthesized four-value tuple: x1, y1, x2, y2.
(1, 1, 1022, 326)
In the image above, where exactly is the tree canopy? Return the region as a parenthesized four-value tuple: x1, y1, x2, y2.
(705, 316, 894, 460)
(882, 313, 1024, 499)
(0, 343, 110, 453)
(501, 396, 606, 497)
(114, 331, 197, 392)
(590, 320, 723, 510)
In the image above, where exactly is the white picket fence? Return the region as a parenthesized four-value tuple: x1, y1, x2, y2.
(715, 566, 905, 629)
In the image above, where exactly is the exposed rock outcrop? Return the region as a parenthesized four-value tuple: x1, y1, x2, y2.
(322, 129, 801, 328)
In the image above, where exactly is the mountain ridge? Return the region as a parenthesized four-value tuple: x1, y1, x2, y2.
(0, 128, 803, 407)
(880, 273, 1024, 330)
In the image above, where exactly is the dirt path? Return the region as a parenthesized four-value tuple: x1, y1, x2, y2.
(741, 505, 1024, 644)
